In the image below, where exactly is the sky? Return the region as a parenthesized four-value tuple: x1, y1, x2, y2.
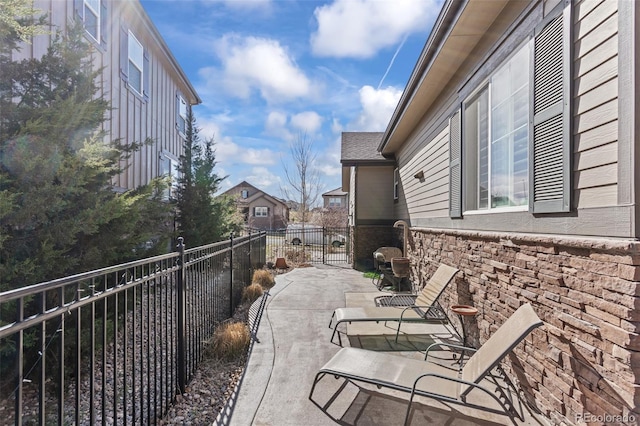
(140, 0, 442, 201)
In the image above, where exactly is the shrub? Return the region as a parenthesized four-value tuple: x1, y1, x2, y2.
(252, 269, 275, 290)
(242, 283, 264, 303)
(207, 322, 250, 361)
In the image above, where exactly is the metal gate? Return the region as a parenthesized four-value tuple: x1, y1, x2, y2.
(263, 226, 350, 265)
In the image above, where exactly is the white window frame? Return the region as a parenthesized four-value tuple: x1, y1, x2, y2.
(128, 31, 144, 95)
(463, 40, 532, 214)
(159, 151, 179, 199)
(241, 190, 249, 199)
(393, 168, 399, 200)
(177, 96, 187, 135)
(83, 0, 100, 42)
(255, 206, 268, 217)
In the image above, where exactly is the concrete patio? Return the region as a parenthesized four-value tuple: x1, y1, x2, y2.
(227, 265, 551, 426)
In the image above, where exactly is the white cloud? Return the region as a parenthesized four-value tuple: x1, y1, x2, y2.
(265, 111, 293, 141)
(197, 116, 276, 166)
(290, 111, 323, 134)
(247, 166, 282, 191)
(352, 85, 402, 131)
(212, 35, 311, 103)
(311, 0, 438, 58)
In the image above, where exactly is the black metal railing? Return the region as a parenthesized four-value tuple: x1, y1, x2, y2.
(0, 232, 266, 426)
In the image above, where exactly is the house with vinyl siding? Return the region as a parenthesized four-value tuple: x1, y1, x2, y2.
(13, 0, 200, 192)
(220, 181, 289, 231)
(343, 0, 639, 423)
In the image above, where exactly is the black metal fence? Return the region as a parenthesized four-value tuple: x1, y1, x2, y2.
(260, 226, 350, 265)
(0, 232, 266, 426)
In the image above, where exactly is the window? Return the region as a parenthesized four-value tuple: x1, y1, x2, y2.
(241, 190, 249, 199)
(177, 96, 187, 135)
(76, 0, 106, 45)
(128, 31, 144, 95)
(393, 168, 399, 200)
(450, 4, 569, 217)
(160, 152, 179, 199)
(83, 0, 100, 41)
(328, 197, 342, 208)
(255, 207, 268, 217)
(463, 40, 531, 211)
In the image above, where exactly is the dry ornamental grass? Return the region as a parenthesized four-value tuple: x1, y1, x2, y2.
(207, 322, 250, 361)
(252, 269, 275, 290)
(242, 283, 264, 303)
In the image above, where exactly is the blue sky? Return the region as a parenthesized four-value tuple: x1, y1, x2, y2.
(140, 0, 442, 201)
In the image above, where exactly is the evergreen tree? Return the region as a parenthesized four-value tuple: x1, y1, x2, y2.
(174, 109, 242, 247)
(0, 22, 172, 291)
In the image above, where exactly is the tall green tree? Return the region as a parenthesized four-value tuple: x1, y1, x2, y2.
(174, 109, 242, 247)
(0, 22, 172, 291)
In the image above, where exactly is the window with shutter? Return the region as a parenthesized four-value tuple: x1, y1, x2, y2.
(531, 5, 571, 213)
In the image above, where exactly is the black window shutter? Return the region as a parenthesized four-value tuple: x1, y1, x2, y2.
(267, 207, 270, 216)
(531, 4, 571, 213)
(143, 48, 150, 102)
(449, 109, 462, 218)
(100, 0, 108, 48)
(119, 25, 128, 81)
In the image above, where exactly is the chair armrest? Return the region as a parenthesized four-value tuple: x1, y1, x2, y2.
(424, 342, 477, 361)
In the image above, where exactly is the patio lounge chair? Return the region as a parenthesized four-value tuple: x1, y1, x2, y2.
(311, 303, 543, 425)
(329, 264, 459, 345)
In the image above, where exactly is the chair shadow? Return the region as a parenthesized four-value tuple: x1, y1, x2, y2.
(310, 381, 512, 426)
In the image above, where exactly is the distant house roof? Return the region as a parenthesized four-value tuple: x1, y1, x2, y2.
(219, 180, 288, 209)
(323, 187, 348, 197)
(341, 132, 394, 166)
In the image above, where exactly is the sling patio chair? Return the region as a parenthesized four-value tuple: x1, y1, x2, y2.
(311, 303, 544, 426)
(329, 263, 459, 346)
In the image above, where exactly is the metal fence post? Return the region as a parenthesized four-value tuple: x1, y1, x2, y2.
(229, 232, 234, 316)
(176, 237, 186, 394)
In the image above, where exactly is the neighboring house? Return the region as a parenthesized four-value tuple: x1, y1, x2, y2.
(344, 0, 639, 423)
(321, 187, 348, 210)
(221, 181, 289, 230)
(13, 0, 200, 192)
(341, 132, 396, 266)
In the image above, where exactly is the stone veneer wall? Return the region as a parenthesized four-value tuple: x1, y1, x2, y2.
(350, 225, 398, 270)
(406, 228, 639, 425)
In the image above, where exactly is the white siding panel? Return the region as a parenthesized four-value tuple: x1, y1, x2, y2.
(574, 56, 617, 97)
(574, 99, 617, 136)
(575, 185, 618, 208)
(574, 77, 617, 115)
(574, 0, 616, 40)
(572, 0, 618, 210)
(575, 163, 617, 189)
(574, 120, 617, 152)
(574, 34, 616, 79)
(574, 12, 617, 59)
(574, 141, 617, 171)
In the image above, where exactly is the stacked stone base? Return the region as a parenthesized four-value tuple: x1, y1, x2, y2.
(405, 227, 639, 425)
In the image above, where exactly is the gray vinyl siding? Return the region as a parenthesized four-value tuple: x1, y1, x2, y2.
(396, 126, 450, 220)
(572, 0, 618, 208)
(356, 166, 395, 221)
(15, 0, 196, 192)
(393, 0, 632, 237)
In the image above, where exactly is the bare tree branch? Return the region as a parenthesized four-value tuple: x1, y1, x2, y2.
(280, 132, 324, 224)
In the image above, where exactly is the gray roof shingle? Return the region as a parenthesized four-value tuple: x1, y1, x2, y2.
(341, 132, 393, 164)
